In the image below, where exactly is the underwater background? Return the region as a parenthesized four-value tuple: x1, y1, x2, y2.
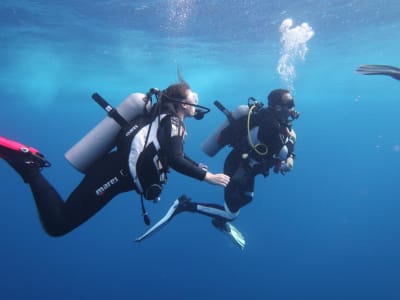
(1, 1, 400, 299)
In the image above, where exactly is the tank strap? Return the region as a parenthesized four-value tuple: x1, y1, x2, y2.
(92, 93, 129, 127)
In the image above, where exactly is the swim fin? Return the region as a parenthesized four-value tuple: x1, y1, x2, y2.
(0, 136, 51, 182)
(356, 64, 400, 80)
(134, 195, 246, 249)
(134, 194, 193, 242)
(212, 218, 246, 250)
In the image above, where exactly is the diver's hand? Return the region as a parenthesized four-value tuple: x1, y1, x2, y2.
(286, 128, 296, 144)
(204, 172, 230, 187)
(283, 156, 294, 173)
(279, 156, 295, 175)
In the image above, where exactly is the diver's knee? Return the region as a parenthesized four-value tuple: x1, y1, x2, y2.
(224, 202, 240, 220)
(41, 221, 71, 237)
(44, 227, 68, 238)
(225, 190, 253, 214)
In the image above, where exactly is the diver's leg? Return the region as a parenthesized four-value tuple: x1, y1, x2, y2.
(135, 195, 241, 244)
(207, 152, 254, 248)
(0, 137, 66, 233)
(29, 152, 134, 236)
(0, 137, 134, 236)
(175, 195, 238, 220)
(223, 150, 255, 214)
(173, 151, 256, 223)
(150, 150, 255, 248)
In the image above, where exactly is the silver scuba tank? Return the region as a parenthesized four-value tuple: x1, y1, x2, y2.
(65, 92, 150, 173)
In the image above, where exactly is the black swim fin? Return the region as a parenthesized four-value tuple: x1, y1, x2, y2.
(356, 64, 400, 80)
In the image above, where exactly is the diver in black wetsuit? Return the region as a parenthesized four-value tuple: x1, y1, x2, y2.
(135, 89, 299, 248)
(0, 78, 230, 237)
(219, 89, 298, 214)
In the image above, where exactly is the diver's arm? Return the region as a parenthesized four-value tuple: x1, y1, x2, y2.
(183, 154, 199, 167)
(160, 116, 229, 186)
(285, 127, 296, 158)
(167, 140, 228, 186)
(161, 116, 206, 180)
(282, 127, 296, 172)
(167, 135, 207, 180)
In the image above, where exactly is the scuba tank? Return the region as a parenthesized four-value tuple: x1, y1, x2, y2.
(201, 101, 249, 157)
(65, 92, 151, 173)
(202, 98, 265, 157)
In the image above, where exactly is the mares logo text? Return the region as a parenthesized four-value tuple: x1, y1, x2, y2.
(95, 177, 119, 196)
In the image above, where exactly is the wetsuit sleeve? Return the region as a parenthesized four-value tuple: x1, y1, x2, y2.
(183, 154, 199, 166)
(159, 116, 206, 180)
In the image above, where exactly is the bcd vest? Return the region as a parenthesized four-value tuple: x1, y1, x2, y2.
(117, 114, 168, 200)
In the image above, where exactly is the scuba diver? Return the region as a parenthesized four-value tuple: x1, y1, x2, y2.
(0, 76, 230, 237)
(356, 64, 400, 81)
(135, 89, 299, 249)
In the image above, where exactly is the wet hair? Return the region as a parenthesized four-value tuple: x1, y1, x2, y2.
(267, 89, 290, 107)
(153, 70, 189, 116)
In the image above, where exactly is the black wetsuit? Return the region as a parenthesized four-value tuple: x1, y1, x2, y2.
(27, 114, 206, 237)
(223, 108, 295, 213)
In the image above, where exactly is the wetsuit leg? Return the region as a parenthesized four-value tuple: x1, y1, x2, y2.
(28, 152, 135, 237)
(172, 150, 254, 225)
(172, 150, 254, 227)
(223, 150, 255, 213)
(171, 194, 237, 222)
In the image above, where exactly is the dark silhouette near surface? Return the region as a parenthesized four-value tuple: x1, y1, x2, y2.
(356, 64, 400, 81)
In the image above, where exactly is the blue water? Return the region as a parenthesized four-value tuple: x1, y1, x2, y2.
(1, 1, 400, 299)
